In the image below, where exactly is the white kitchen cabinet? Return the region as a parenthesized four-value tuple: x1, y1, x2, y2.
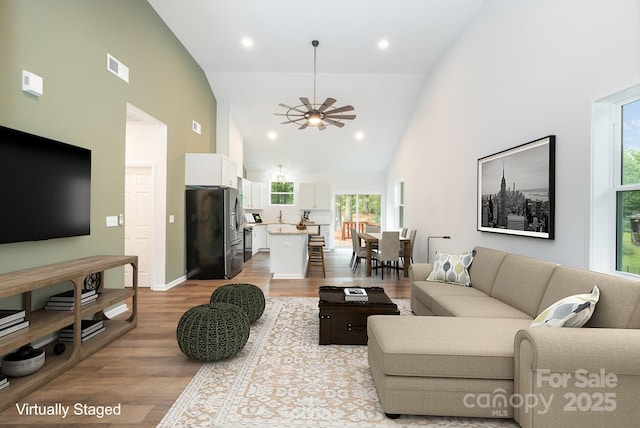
(242, 180, 264, 209)
(251, 181, 263, 209)
(253, 225, 267, 252)
(242, 179, 252, 209)
(185, 153, 237, 188)
(299, 182, 330, 209)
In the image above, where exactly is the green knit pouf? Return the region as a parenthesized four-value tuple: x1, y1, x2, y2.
(210, 283, 265, 324)
(176, 303, 250, 361)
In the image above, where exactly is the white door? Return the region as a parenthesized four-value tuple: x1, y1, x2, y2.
(124, 166, 154, 287)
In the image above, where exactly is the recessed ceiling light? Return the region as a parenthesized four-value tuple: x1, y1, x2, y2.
(267, 131, 277, 140)
(378, 39, 389, 50)
(355, 131, 365, 141)
(241, 37, 254, 48)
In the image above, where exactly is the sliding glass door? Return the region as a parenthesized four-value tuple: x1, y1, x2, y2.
(334, 194, 381, 246)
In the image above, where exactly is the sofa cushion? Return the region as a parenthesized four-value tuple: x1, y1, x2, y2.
(468, 247, 508, 295)
(490, 254, 557, 318)
(367, 315, 532, 379)
(427, 250, 475, 286)
(531, 285, 599, 328)
(431, 295, 533, 319)
(411, 280, 487, 312)
(540, 266, 640, 328)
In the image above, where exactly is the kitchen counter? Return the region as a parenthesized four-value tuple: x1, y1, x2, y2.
(268, 228, 313, 279)
(268, 228, 315, 235)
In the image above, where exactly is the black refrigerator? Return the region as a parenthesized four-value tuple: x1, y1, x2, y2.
(186, 187, 243, 279)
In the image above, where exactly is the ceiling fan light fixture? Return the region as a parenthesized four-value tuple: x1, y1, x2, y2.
(306, 112, 323, 126)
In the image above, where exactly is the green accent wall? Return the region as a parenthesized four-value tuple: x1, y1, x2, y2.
(0, 0, 216, 290)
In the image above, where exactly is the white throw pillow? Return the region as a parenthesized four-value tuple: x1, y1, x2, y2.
(531, 285, 600, 328)
(426, 250, 475, 286)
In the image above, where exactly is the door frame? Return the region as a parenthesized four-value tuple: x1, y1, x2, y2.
(125, 103, 167, 289)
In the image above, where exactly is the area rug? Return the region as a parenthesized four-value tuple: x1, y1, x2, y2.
(159, 297, 519, 427)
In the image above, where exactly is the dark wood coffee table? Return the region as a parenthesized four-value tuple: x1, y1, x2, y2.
(318, 286, 400, 345)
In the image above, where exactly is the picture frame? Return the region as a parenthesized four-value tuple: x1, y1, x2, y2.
(477, 135, 555, 239)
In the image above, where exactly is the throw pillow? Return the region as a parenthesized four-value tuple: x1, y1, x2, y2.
(531, 285, 600, 328)
(426, 250, 475, 286)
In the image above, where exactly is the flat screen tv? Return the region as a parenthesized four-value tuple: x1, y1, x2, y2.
(0, 125, 91, 244)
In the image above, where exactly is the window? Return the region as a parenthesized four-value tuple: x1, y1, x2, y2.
(396, 180, 405, 229)
(591, 85, 640, 275)
(616, 99, 640, 274)
(270, 181, 295, 205)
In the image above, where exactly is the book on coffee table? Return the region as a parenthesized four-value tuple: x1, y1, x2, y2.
(344, 287, 368, 302)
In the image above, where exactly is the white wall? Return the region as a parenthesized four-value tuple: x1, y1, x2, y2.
(386, 0, 640, 267)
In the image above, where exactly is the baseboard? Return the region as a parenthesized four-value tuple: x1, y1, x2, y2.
(152, 275, 186, 291)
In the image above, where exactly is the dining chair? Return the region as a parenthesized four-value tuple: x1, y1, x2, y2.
(372, 231, 401, 279)
(350, 228, 368, 273)
(365, 225, 380, 252)
(401, 227, 408, 237)
(399, 229, 417, 265)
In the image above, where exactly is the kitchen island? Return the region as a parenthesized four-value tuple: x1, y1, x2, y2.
(268, 226, 315, 279)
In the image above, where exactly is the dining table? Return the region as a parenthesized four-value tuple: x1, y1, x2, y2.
(357, 231, 411, 278)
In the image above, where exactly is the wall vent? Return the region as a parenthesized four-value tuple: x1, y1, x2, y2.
(107, 53, 129, 83)
(192, 120, 202, 134)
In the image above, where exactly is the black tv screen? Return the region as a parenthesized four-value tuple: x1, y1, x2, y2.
(0, 125, 91, 244)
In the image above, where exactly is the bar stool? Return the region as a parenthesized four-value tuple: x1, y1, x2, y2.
(306, 235, 326, 277)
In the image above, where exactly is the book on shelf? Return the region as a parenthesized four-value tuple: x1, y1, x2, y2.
(58, 326, 106, 342)
(344, 287, 368, 302)
(0, 317, 26, 331)
(49, 289, 97, 302)
(0, 379, 9, 391)
(59, 320, 104, 337)
(46, 295, 97, 306)
(45, 295, 98, 311)
(0, 320, 29, 338)
(0, 309, 26, 328)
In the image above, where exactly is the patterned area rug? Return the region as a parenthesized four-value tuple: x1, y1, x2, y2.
(159, 297, 520, 427)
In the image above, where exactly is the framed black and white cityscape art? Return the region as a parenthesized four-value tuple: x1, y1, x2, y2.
(477, 135, 555, 239)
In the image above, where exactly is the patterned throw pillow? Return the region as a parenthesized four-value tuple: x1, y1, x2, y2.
(426, 250, 475, 286)
(531, 285, 600, 328)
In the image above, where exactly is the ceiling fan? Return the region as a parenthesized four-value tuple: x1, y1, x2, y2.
(275, 40, 356, 130)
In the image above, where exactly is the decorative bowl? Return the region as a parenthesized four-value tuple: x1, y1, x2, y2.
(296, 223, 307, 230)
(1, 347, 45, 377)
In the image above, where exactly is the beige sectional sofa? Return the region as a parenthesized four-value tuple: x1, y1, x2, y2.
(367, 246, 640, 427)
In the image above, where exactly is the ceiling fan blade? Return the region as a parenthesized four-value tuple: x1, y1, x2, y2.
(273, 112, 304, 117)
(325, 114, 356, 120)
(300, 97, 314, 111)
(318, 123, 326, 130)
(317, 98, 337, 113)
(281, 119, 303, 125)
(323, 117, 345, 128)
(326, 105, 354, 114)
(279, 103, 307, 114)
(298, 122, 309, 130)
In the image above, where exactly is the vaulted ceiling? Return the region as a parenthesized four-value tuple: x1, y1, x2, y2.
(148, 0, 484, 174)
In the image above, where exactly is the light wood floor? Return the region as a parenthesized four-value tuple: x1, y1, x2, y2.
(0, 247, 410, 427)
